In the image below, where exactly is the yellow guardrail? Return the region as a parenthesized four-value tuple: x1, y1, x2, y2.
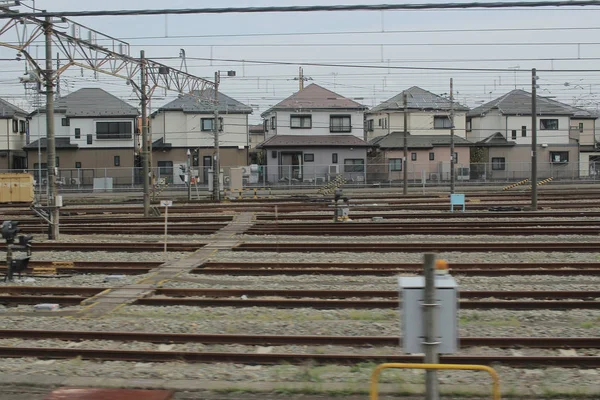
(528, 177, 553, 189)
(503, 178, 529, 191)
(370, 363, 501, 400)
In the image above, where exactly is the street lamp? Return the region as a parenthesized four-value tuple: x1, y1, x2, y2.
(212, 70, 236, 202)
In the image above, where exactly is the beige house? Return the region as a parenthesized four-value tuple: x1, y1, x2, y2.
(0, 98, 28, 171)
(368, 132, 472, 182)
(365, 87, 469, 142)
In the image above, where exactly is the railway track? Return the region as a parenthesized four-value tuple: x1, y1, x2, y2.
(194, 262, 600, 276)
(0, 261, 159, 275)
(19, 225, 225, 235)
(0, 347, 596, 367)
(232, 242, 600, 253)
(0, 330, 596, 349)
(0, 242, 203, 252)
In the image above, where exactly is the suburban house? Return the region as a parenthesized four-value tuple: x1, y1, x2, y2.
(258, 83, 370, 183)
(368, 132, 472, 183)
(467, 89, 591, 180)
(26, 88, 139, 186)
(151, 89, 252, 185)
(248, 123, 265, 164)
(569, 109, 598, 178)
(0, 98, 28, 170)
(365, 86, 470, 142)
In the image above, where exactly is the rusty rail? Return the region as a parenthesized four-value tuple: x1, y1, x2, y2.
(0, 242, 203, 252)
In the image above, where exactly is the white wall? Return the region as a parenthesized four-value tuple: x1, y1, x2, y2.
(29, 113, 136, 148)
(263, 110, 365, 139)
(152, 111, 248, 148)
(366, 111, 467, 142)
(0, 117, 28, 150)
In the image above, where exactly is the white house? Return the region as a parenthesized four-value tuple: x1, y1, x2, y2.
(258, 83, 370, 183)
(365, 86, 469, 142)
(151, 89, 252, 184)
(26, 88, 139, 186)
(0, 97, 28, 170)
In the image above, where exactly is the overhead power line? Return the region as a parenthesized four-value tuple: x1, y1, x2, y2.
(4, 1, 600, 19)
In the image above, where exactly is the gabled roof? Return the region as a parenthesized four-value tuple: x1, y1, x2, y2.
(370, 132, 472, 149)
(152, 137, 172, 150)
(35, 88, 139, 117)
(157, 89, 252, 114)
(0, 98, 27, 119)
(257, 134, 370, 148)
(370, 86, 469, 113)
(467, 89, 585, 117)
(476, 132, 516, 147)
(249, 124, 265, 134)
(24, 137, 78, 150)
(261, 84, 367, 117)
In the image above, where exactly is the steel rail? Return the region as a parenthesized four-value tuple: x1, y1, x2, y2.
(19, 226, 224, 235)
(257, 211, 600, 220)
(136, 298, 600, 309)
(0, 330, 596, 348)
(252, 220, 600, 227)
(245, 227, 600, 236)
(232, 242, 600, 252)
(0, 347, 596, 367)
(0, 295, 88, 305)
(0, 243, 203, 252)
(0, 287, 103, 296)
(155, 288, 600, 299)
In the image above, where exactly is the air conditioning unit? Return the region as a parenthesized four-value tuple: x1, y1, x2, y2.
(241, 166, 251, 176)
(41, 178, 48, 185)
(70, 178, 80, 185)
(328, 165, 339, 174)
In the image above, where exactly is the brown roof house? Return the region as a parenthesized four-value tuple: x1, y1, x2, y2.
(26, 88, 139, 187)
(258, 84, 370, 184)
(0, 97, 28, 171)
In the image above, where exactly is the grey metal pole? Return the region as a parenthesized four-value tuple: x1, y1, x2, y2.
(423, 252, 439, 400)
(531, 69, 538, 210)
(187, 149, 191, 201)
(140, 50, 150, 217)
(45, 16, 59, 239)
(403, 92, 408, 195)
(450, 78, 455, 194)
(213, 71, 221, 202)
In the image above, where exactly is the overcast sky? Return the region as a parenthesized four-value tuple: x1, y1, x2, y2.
(2, 0, 600, 122)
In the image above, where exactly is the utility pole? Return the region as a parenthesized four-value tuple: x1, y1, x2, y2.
(299, 67, 304, 91)
(213, 71, 221, 202)
(423, 252, 439, 400)
(450, 78, 455, 194)
(403, 92, 408, 195)
(140, 50, 150, 217)
(531, 69, 538, 210)
(45, 16, 59, 239)
(55, 52, 60, 99)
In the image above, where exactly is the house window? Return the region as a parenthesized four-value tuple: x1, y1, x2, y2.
(511, 130, 517, 140)
(332, 153, 338, 164)
(466, 119, 472, 132)
(61, 117, 70, 127)
(550, 151, 569, 164)
(344, 159, 365, 172)
(540, 119, 559, 130)
(429, 152, 435, 161)
(389, 158, 402, 171)
(304, 153, 314, 162)
(271, 116, 276, 129)
(114, 155, 120, 167)
(263, 119, 268, 132)
(433, 116, 452, 129)
(75, 162, 81, 169)
(366, 120, 374, 132)
(87, 134, 93, 144)
(492, 157, 506, 170)
(192, 149, 199, 167)
(19, 120, 25, 134)
(290, 115, 312, 129)
(411, 152, 417, 161)
(12, 119, 18, 133)
(522, 126, 527, 137)
(378, 118, 382, 127)
(330, 115, 351, 133)
(96, 121, 132, 139)
(75, 128, 81, 139)
(579, 122, 584, 133)
(202, 118, 215, 132)
(55, 157, 59, 167)
(453, 152, 458, 163)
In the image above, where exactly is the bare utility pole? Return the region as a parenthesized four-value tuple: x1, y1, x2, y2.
(423, 252, 439, 400)
(531, 69, 538, 210)
(45, 16, 59, 239)
(213, 71, 221, 202)
(55, 52, 60, 99)
(450, 78, 455, 194)
(299, 67, 304, 91)
(140, 50, 150, 217)
(403, 92, 408, 195)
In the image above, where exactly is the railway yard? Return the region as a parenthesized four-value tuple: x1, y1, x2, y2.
(0, 187, 599, 399)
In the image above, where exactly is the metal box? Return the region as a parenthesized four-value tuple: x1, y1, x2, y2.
(0, 173, 34, 203)
(398, 274, 458, 354)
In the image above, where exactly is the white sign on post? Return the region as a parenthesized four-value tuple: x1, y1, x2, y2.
(162, 200, 173, 258)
